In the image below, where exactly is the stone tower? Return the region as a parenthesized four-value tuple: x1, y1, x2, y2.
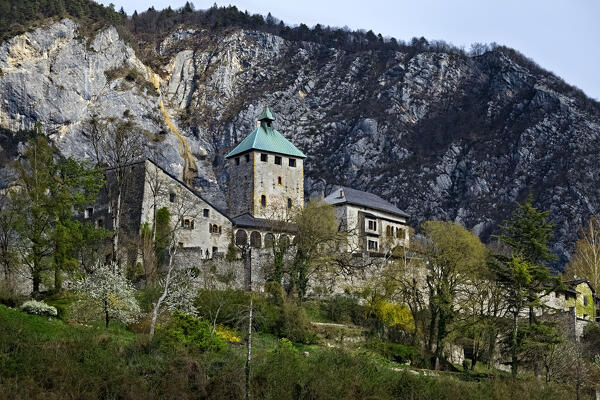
(226, 107, 306, 220)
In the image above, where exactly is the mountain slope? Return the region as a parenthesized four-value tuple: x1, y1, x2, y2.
(0, 6, 599, 265)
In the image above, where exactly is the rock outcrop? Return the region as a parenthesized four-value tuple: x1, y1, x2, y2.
(1, 19, 599, 265)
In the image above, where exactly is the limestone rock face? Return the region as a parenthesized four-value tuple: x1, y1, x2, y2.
(1, 20, 600, 265)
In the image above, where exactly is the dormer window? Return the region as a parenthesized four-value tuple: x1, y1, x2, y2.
(274, 156, 282, 165)
(260, 153, 268, 162)
(289, 158, 296, 167)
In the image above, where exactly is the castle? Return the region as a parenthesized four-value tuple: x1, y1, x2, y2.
(85, 106, 410, 262)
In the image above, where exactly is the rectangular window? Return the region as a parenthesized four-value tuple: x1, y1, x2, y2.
(274, 156, 282, 165)
(245, 154, 250, 162)
(367, 220, 376, 231)
(261, 195, 267, 207)
(84, 207, 93, 219)
(169, 193, 176, 203)
(289, 158, 296, 167)
(203, 209, 209, 218)
(277, 176, 282, 185)
(96, 219, 103, 228)
(583, 295, 588, 306)
(368, 240, 378, 251)
(288, 198, 292, 209)
(178, 242, 184, 248)
(260, 153, 268, 162)
(235, 157, 240, 166)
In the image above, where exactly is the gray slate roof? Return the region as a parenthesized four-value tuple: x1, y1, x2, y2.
(323, 186, 409, 218)
(231, 213, 297, 232)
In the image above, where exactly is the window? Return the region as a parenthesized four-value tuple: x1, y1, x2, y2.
(203, 209, 209, 218)
(178, 242, 184, 248)
(277, 176, 282, 185)
(274, 156, 282, 165)
(396, 227, 404, 239)
(96, 219, 103, 228)
(289, 158, 296, 167)
(84, 207, 93, 219)
(245, 154, 250, 162)
(212, 246, 218, 255)
(583, 295, 588, 306)
(368, 240, 378, 251)
(260, 153, 268, 162)
(288, 198, 292, 209)
(386, 226, 392, 236)
(184, 219, 190, 229)
(260, 195, 267, 207)
(235, 157, 240, 166)
(169, 193, 176, 203)
(367, 220, 376, 231)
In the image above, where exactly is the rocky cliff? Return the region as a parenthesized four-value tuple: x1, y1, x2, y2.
(1, 18, 599, 265)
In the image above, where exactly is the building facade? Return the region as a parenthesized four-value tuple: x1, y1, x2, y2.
(324, 186, 410, 254)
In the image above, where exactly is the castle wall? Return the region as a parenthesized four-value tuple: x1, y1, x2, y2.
(139, 160, 232, 257)
(228, 152, 255, 217)
(251, 151, 304, 220)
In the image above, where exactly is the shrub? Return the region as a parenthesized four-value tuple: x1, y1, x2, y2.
(158, 311, 226, 352)
(20, 300, 58, 317)
(324, 295, 366, 325)
(366, 339, 415, 363)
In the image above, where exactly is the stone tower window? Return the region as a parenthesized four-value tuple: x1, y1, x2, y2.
(260, 195, 267, 207)
(277, 176, 282, 185)
(260, 153, 268, 162)
(235, 157, 240, 166)
(288, 198, 292, 209)
(245, 154, 250, 162)
(583, 295, 588, 306)
(203, 209, 209, 218)
(289, 158, 296, 167)
(169, 193, 176, 202)
(274, 156, 282, 165)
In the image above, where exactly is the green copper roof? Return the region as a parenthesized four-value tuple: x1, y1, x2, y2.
(226, 108, 306, 159)
(257, 106, 275, 121)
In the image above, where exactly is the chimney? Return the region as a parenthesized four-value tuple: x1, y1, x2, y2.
(339, 189, 344, 198)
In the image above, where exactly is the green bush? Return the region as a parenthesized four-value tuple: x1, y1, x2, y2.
(366, 339, 415, 363)
(158, 311, 226, 352)
(324, 295, 366, 325)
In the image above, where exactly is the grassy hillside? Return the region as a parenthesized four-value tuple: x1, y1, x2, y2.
(0, 304, 579, 400)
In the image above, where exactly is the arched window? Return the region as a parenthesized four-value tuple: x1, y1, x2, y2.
(260, 195, 267, 207)
(264, 233, 275, 248)
(386, 226, 392, 236)
(250, 231, 262, 248)
(235, 230, 248, 246)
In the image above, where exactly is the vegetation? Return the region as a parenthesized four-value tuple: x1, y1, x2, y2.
(0, 305, 580, 400)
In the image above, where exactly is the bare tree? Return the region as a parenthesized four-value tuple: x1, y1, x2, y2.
(148, 183, 200, 341)
(84, 118, 145, 265)
(565, 215, 600, 292)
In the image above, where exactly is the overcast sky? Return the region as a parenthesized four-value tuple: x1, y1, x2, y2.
(99, 0, 600, 100)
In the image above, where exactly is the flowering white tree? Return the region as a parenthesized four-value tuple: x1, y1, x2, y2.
(74, 261, 140, 328)
(163, 268, 198, 316)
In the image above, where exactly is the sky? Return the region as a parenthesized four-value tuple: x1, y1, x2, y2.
(99, 0, 600, 100)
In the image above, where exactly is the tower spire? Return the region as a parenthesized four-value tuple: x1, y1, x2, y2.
(257, 106, 275, 123)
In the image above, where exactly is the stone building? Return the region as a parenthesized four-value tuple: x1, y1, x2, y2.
(225, 106, 306, 250)
(90, 107, 413, 285)
(323, 186, 410, 254)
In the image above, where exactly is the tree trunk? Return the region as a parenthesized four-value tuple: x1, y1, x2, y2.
(111, 190, 122, 266)
(104, 298, 110, 328)
(511, 311, 519, 377)
(149, 246, 176, 341)
(245, 297, 253, 400)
